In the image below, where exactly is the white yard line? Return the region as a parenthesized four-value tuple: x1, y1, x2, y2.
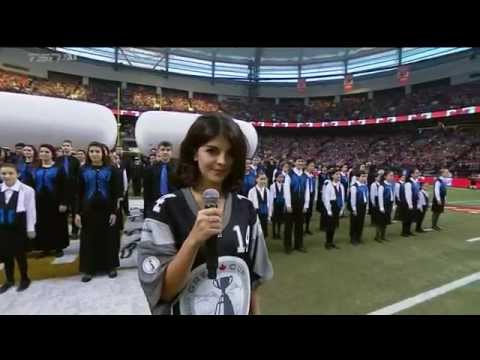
(466, 237, 480, 243)
(368, 272, 480, 315)
(448, 200, 480, 205)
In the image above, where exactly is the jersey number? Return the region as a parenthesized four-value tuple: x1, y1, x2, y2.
(233, 225, 250, 253)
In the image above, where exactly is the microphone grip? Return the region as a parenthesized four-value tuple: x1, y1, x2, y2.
(204, 202, 218, 279)
(206, 235, 218, 279)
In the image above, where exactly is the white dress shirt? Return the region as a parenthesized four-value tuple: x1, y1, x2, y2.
(404, 178, 419, 210)
(378, 184, 385, 213)
(395, 181, 403, 201)
(418, 189, 429, 210)
(116, 165, 128, 194)
(370, 181, 380, 207)
(248, 185, 273, 219)
(322, 180, 345, 216)
(349, 181, 368, 214)
(272, 169, 289, 185)
(272, 168, 278, 184)
(0, 180, 36, 232)
(269, 181, 283, 201)
(122, 169, 128, 194)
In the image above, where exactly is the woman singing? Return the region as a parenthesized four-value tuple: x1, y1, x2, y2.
(137, 112, 273, 315)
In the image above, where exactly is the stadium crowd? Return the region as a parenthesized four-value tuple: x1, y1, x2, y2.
(2, 69, 480, 123)
(256, 127, 480, 176)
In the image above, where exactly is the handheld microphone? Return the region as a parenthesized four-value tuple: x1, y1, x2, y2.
(203, 188, 220, 279)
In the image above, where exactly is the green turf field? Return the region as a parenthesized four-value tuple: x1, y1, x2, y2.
(258, 187, 480, 314)
(2, 188, 480, 314)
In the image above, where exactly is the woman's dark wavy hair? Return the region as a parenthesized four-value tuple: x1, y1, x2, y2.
(86, 141, 111, 166)
(177, 112, 247, 193)
(39, 144, 58, 162)
(23, 145, 40, 167)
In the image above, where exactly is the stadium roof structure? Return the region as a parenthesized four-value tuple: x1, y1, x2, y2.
(50, 47, 473, 84)
(142, 47, 393, 65)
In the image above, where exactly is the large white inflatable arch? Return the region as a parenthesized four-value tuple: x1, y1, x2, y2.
(135, 111, 258, 158)
(0, 92, 118, 150)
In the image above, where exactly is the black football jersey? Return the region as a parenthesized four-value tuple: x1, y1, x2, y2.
(149, 188, 259, 269)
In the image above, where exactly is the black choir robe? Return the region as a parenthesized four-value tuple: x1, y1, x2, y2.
(56, 155, 81, 205)
(76, 164, 122, 274)
(32, 164, 69, 251)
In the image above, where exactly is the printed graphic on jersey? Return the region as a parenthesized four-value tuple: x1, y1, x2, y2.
(142, 256, 161, 274)
(178, 256, 251, 315)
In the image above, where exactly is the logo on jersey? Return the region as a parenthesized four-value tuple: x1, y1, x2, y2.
(178, 256, 251, 315)
(152, 193, 177, 213)
(142, 256, 161, 274)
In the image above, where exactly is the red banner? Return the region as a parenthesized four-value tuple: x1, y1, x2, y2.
(344, 74, 353, 92)
(397, 65, 410, 85)
(110, 105, 480, 128)
(297, 78, 306, 93)
(250, 106, 480, 128)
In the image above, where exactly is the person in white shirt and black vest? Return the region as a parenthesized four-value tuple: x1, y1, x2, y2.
(0, 163, 36, 294)
(393, 173, 406, 222)
(431, 168, 450, 231)
(399, 169, 421, 237)
(283, 158, 310, 254)
(369, 169, 385, 228)
(386, 171, 396, 225)
(143, 141, 178, 218)
(270, 172, 286, 240)
(304, 160, 317, 235)
(316, 165, 329, 232)
(374, 171, 395, 242)
(348, 171, 369, 246)
(340, 164, 350, 192)
(248, 172, 273, 238)
(339, 164, 350, 217)
(367, 164, 379, 225)
(322, 169, 345, 250)
(415, 181, 430, 233)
